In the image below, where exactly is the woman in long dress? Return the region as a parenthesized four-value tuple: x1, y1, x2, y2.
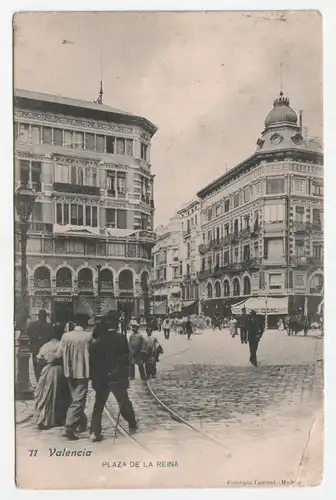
(34, 323, 70, 429)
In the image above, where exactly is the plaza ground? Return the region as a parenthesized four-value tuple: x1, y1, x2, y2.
(15, 327, 323, 489)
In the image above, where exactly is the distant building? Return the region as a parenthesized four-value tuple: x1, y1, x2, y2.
(152, 214, 183, 315)
(177, 199, 202, 315)
(14, 89, 157, 323)
(197, 91, 323, 322)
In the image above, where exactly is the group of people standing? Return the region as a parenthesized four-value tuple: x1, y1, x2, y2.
(27, 309, 163, 443)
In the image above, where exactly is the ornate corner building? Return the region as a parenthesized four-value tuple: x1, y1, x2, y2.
(197, 91, 323, 322)
(14, 89, 157, 322)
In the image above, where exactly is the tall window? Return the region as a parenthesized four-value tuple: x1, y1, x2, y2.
(73, 132, 84, 149)
(234, 219, 239, 235)
(54, 128, 63, 146)
(117, 172, 126, 195)
(106, 208, 116, 227)
(106, 171, 115, 193)
(141, 143, 148, 160)
(42, 127, 52, 145)
(96, 135, 105, 153)
(19, 160, 30, 186)
(18, 124, 29, 142)
(116, 138, 125, 155)
(295, 206, 304, 222)
(31, 126, 40, 144)
(295, 240, 305, 257)
(264, 204, 285, 222)
(117, 209, 127, 229)
(224, 199, 230, 213)
(266, 178, 285, 194)
(312, 182, 323, 196)
(234, 193, 240, 208)
(207, 208, 213, 221)
(19, 160, 41, 190)
(85, 133, 95, 150)
(56, 203, 98, 227)
(313, 244, 323, 260)
(244, 187, 250, 203)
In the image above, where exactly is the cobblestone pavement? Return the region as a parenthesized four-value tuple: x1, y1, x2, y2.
(15, 328, 324, 488)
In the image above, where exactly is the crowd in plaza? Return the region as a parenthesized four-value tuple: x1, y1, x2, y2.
(27, 309, 164, 443)
(22, 302, 321, 444)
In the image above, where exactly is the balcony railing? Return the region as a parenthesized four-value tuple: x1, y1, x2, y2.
(53, 182, 100, 196)
(27, 222, 53, 233)
(290, 256, 324, 266)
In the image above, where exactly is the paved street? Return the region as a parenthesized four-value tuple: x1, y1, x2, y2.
(15, 327, 323, 489)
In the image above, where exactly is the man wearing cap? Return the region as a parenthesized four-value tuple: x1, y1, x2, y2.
(89, 311, 138, 441)
(246, 310, 264, 367)
(129, 321, 147, 380)
(56, 313, 92, 441)
(27, 309, 53, 381)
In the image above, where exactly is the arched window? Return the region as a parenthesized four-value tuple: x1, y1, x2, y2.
(309, 273, 324, 294)
(140, 271, 149, 294)
(100, 268, 114, 292)
(243, 276, 251, 296)
(119, 269, 134, 290)
(223, 280, 230, 297)
(78, 268, 93, 289)
(215, 281, 221, 298)
(56, 267, 72, 288)
(34, 267, 51, 289)
(232, 278, 240, 296)
(207, 282, 213, 299)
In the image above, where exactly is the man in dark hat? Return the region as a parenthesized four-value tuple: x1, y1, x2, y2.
(246, 310, 264, 367)
(89, 310, 138, 442)
(27, 309, 53, 381)
(56, 312, 92, 441)
(240, 306, 248, 344)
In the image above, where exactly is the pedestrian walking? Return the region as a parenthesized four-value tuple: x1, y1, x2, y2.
(185, 316, 193, 340)
(34, 322, 70, 430)
(89, 312, 138, 442)
(27, 309, 54, 382)
(157, 317, 162, 332)
(56, 313, 92, 441)
(246, 310, 264, 367)
(145, 327, 162, 378)
(239, 307, 248, 344)
(162, 317, 171, 339)
(120, 311, 127, 337)
(229, 316, 238, 338)
(128, 322, 147, 380)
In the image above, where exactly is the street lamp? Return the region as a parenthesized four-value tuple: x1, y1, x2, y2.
(15, 184, 36, 400)
(96, 264, 102, 316)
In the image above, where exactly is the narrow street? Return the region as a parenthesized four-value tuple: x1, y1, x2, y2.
(15, 327, 323, 488)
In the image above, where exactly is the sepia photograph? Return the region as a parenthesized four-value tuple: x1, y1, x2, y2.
(13, 10, 323, 489)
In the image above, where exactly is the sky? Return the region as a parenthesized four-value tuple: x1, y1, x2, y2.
(14, 11, 322, 226)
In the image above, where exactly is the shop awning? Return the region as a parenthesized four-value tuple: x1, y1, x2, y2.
(154, 288, 169, 297)
(182, 300, 197, 307)
(231, 296, 288, 315)
(170, 286, 182, 295)
(153, 299, 167, 315)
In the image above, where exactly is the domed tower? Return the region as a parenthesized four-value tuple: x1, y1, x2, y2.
(256, 91, 307, 152)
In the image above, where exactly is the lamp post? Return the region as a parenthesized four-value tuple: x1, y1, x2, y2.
(96, 264, 102, 316)
(15, 184, 36, 400)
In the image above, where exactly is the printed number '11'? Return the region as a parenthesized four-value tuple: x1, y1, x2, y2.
(29, 449, 38, 457)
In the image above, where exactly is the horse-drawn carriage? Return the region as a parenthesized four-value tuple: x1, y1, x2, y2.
(285, 312, 310, 336)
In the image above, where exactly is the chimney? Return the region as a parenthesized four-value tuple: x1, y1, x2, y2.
(299, 110, 303, 129)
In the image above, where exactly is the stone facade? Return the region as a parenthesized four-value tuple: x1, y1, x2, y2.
(196, 92, 323, 322)
(14, 89, 157, 322)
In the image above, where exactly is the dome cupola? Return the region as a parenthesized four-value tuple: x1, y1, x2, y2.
(264, 91, 298, 128)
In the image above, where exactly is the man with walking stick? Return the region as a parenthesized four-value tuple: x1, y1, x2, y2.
(89, 311, 138, 442)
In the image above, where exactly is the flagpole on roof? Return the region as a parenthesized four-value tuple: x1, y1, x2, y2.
(94, 51, 104, 104)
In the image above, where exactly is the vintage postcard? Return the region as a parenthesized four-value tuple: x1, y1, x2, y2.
(13, 11, 324, 489)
